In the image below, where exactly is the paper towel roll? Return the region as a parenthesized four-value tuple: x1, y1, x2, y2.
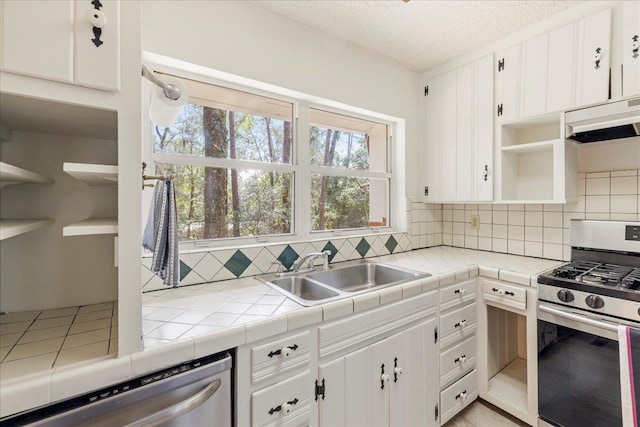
(149, 79, 188, 128)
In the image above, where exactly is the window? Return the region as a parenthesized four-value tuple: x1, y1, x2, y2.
(150, 73, 392, 244)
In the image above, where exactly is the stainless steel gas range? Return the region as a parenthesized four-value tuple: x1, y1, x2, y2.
(536, 220, 640, 427)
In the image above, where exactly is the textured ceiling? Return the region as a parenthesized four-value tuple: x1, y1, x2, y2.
(254, 0, 584, 72)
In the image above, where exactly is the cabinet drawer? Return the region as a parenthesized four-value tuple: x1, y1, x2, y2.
(440, 369, 478, 425)
(252, 371, 312, 427)
(440, 335, 476, 389)
(251, 331, 310, 383)
(440, 302, 476, 349)
(440, 278, 476, 312)
(483, 279, 527, 311)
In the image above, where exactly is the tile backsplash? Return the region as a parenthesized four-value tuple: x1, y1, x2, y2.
(142, 233, 412, 292)
(411, 169, 640, 260)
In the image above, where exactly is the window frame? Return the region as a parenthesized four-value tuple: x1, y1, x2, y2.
(143, 55, 399, 250)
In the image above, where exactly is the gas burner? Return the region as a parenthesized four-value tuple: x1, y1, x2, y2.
(580, 264, 634, 287)
(551, 261, 599, 280)
(622, 269, 640, 290)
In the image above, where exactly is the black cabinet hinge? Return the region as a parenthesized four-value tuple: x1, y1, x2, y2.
(434, 326, 438, 343)
(497, 103, 503, 117)
(424, 86, 429, 96)
(498, 58, 505, 72)
(424, 186, 429, 197)
(435, 403, 439, 420)
(315, 378, 325, 401)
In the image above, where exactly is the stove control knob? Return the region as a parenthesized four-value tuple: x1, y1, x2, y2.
(557, 289, 574, 303)
(586, 295, 604, 309)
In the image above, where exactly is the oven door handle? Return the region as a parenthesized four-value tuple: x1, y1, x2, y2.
(539, 304, 619, 333)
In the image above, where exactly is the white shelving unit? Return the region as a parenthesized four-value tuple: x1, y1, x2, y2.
(0, 219, 54, 240)
(63, 218, 118, 237)
(63, 162, 117, 186)
(0, 162, 54, 188)
(498, 114, 578, 203)
(487, 357, 528, 412)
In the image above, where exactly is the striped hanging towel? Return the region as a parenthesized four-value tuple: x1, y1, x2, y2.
(142, 180, 179, 287)
(620, 325, 640, 427)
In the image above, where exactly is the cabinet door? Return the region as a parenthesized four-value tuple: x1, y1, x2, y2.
(474, 54, 494, 202)
(521, 33, 549, 118)
(395, 318, 439, 427)
(455, 62, 475, 202)
(423, 77, 442, 202)
(441, 70, 457, 201)
(370, 336, 392, 427)
(75, 0, 120, 91)
(622, 1, 640, 98)
(547, 23, 577, 112)
(577, 8, 611, 106)
(495, 45, 521, 123)
(1, 0, 74, 83)
(318, 348, 370, 427)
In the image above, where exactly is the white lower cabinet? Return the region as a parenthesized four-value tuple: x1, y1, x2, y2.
(252, 371, 313, 427)
(440, 370, 479, 425)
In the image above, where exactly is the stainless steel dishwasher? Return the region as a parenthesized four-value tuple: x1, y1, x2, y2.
(0, 351, 232, 426)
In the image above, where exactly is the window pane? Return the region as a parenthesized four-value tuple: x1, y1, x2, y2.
(156, 164, 293, 241)
(309, 108, 387, 172)
(153, 79, 293, 165)
(311, 174, 389, 231)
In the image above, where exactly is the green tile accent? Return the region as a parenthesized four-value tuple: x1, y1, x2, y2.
(179, 260, 191, 281)
(224, 250, 252, 277)
(385, 235, 398, 254)
(322, 241, 339, 263)
(355, 238, 371, 258)
(277, 245, 299, 270)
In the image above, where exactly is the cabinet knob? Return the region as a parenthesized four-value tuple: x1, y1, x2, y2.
(394, 367, 403, 376)
(632, 35, 639, 58)
(455, 319, 467, 328)
(483, 165, 489, 181)
(268, 398, 298, 415)
(455, 355, 467, 365)
(381, 373, 390, 382)
(454, 288, 467, 295)
(87, 9, 107, 28)
(594, 47, 602, 69)
(281, 402, 292, 414)
(455, 390, 468, 401)
(267, 344, 298, 358)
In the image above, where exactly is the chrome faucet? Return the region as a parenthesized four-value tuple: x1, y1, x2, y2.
(292, 250, 331, 273)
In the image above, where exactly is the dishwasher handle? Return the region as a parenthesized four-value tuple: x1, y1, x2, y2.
(125, 378, 222, 427)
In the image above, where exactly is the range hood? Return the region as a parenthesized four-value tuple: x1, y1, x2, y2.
(566, 97, 640, 143)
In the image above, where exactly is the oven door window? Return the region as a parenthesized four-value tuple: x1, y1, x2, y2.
(538, 319, 622, 427)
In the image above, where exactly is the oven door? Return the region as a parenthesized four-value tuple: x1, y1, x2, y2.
(538, 303, 622, 427)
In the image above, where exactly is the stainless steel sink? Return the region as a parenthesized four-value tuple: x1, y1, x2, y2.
(307, 262, 425, 293)
(256, 260, 430, 306)
(270, 277, 339, 302)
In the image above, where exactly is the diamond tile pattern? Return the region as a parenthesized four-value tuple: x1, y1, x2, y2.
(224, 250, 252, 277)
(142, 233, 410, 289)
(277, 245, 299, 270)
(355, 238, 371, 258)
(322, 241, 339, 263)
(385, 235, 398, 253)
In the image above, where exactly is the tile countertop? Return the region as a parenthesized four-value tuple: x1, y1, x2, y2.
(0, 246, 563, 418)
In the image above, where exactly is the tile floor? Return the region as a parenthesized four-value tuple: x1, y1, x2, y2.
(445, 399, 529, 427)
(0, 302, 117, 378)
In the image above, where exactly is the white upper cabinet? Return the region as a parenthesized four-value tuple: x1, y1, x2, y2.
(422, 55, 494, 203)
(576, 8, 611, 106)
(521, 33, 549, 118)
(1, 0, 120, 92)
(622, 1, 640, 98)
(1, 1, 75, 83)
(495, 46, 520, 123)
(547, 23, 577, 112)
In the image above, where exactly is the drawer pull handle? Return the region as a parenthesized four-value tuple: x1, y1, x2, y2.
(268, 344, 298, 358)
(455, 390, 468, 401)
(393, 357, 403, 382)
(454, 288, 467, 295)
(268, 398, 299, 415)
(492, 288, 514, 296)
(454, 319, 467, 328)
(454, 355, 467, 365)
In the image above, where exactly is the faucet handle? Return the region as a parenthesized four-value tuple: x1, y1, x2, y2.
(271, 260, 284, 275)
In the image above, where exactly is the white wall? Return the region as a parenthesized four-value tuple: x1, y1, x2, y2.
(140, 1, 421, 197)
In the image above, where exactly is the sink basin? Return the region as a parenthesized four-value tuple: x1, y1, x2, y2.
(257, 261, 430, 306)
(307, 262, 427, 293)
(270, 277, 339, 302)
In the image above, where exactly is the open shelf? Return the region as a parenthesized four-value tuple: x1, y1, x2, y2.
(0, 219, 54, 240)
(0, 162, 53, 188)
(63, 218, 117, 236)
(63, 162, 118, 186)
(501, 139, 558, 154)
(488, 357, 528, 411)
